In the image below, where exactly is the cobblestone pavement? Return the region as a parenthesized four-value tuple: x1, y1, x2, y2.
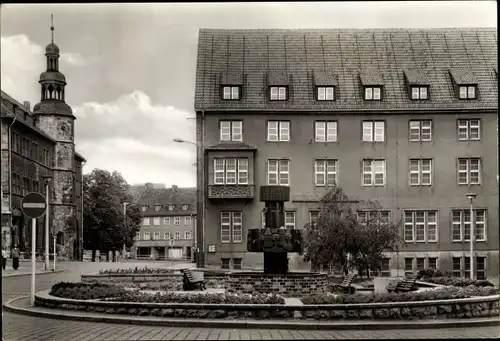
(2, 262, 500, 341)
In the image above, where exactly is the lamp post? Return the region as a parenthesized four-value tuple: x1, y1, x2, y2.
(173, 138, 204, 269)
(42, 176, 52, 271)
(122, 202, 129, 261)
(466, 193, 477, 280)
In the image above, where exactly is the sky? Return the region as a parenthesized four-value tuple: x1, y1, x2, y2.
(1, 1, 497, 188)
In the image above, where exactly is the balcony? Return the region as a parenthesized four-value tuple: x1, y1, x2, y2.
(208, 185, 255, 200)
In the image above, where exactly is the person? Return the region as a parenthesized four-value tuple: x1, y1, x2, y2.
(1, 248, 8, 270)
(12, 247, 20, 270)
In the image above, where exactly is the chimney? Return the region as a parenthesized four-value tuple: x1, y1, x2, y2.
(172, 185, 178, 192)
(23, 101, 30, 111)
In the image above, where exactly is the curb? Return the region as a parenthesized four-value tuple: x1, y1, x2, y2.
(4, 296, 500, 330)
(2, 269, 64, 278)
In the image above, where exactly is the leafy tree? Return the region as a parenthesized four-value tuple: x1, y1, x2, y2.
(83, 169, 142, 261)
(302, 186, 405, 277)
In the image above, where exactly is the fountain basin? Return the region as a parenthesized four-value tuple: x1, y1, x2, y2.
(225, 271, 328, 297)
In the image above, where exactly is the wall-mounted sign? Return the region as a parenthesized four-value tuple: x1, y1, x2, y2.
(208, 244, 216, 253)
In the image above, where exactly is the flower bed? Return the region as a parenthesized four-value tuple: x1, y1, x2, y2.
(421, 277, 494, 287)
(50, 282, 127, 300)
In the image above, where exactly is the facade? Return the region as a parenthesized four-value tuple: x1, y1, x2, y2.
(194, 28, 498, 278)
(0, 28, 85, 260)
(131, 184, 196, 260)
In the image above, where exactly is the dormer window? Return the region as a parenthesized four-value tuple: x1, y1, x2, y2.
(459, 86, 476, 99)
(182, 204, 189, 211)
(411, 86, 428, 100)
(154, 205, 162, 212)
(168, 205, 175, 211)
(317, 86, 335, 101)
(364, 87, 382, 101)
(270, 86, 287, 101)
(313, 70, 337, 101)
(141, 206, 148, 212)
(222, 86, 240, 100)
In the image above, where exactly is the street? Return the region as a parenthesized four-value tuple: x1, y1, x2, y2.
(2, 261, 500, 340)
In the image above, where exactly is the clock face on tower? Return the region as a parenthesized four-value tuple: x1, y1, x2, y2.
(59, 121, 70, 135)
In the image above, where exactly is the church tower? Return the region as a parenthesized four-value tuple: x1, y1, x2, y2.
(33, 16, 77, 258)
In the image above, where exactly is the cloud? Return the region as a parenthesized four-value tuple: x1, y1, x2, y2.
(60, 52, 98, 66)
(74, 91, 197, 186)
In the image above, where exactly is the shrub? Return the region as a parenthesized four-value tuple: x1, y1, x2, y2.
(50, 282, 127, 300)
(422, 277, 494, 287)
(98, 267, 176, 275)
(102, 291, 285, 305)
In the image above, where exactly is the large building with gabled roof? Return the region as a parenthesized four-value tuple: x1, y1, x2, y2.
(193, 28, 498, 277)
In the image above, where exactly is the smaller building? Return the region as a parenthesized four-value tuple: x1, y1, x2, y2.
(131, 184, 196, 260)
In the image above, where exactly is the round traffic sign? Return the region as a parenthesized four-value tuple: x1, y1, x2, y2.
(21, 192, 47, 219)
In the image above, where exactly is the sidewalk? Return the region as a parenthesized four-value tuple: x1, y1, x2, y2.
(2, 260, 63, 278)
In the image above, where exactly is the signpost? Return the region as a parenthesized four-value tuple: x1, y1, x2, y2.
(21, 192, 47, 307)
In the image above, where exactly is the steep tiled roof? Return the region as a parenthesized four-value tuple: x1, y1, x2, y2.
(313, 70, 338, 86)
(449, 68, 478, 85)
(134, 186, 197, 216)
(404, 69, 430, 85)
(194, 28, 497, 112)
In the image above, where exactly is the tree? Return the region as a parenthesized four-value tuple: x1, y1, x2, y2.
(302, 186, 405, 277)
(83, 169, 142, 261)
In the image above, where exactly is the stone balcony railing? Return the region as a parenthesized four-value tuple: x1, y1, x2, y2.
(208, 185, 255, 200)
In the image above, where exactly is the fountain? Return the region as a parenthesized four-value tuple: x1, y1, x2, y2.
(225, 185, 328, 297)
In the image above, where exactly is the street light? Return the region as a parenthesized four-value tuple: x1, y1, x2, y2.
(466, 193, 477, 280)
(42, 176, 52, 271)
(174, 137, 204, 269)
(122, 202, 130, 261)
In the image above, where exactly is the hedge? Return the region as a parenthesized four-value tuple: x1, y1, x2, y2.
(50, 282, 127, 300)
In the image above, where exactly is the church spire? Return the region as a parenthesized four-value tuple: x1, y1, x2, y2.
(51, 13, 54, 43)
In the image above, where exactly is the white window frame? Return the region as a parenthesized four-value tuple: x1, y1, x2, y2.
(409, 159, 432, 186)
(135, 232, 140, 240)
(222, 86, 240, 100)
(409, 120, 432, 142)
(364, 86, 382, 101)
(164, 217, 170, 225)
(153, 217, 160, 226)
(213, 157, 249, 185)
(153, 232, 160, 240)
(285, 211, 295, 229)
(267, 159, 290, 186)
(404, 210, 438, 243)
(458, 119, 480, 141)
(184, 216, 191, 225)
(143, 218, 150, 226)
(309, 211, 319, 225)
(270, 86, 287, 101)
(220, 120, 243, 142)
(184, 231, 192, 239)
(362, 159, 385, 187)
(154, 205, 161, 211)
(411, 86, 428, 100)
(141, 206, 148, 212)
(220, 211, 243, 243)
(357, 211, 391, 226)
(317, 86, 335, 101)
(315, 121, 337, 142)
(267, 121, 290, 142)
(452, 209, 486, 242)
(143, 232, 150, 240)
(314, 159, 338, 187)
(174, 231, 181, 240)
(362, 121, 385, 142)
(174, 216, 180, 225)
(168, 205, 174, 211)
(459, 86, 477, 99)
(457, 158, 481, 185)
(164, 232, 171, 240)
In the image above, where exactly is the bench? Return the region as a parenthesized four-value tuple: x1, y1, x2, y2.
(387, 274, 419, 293)
(182, 269, 206, 291)
(333, 273, 356, 294)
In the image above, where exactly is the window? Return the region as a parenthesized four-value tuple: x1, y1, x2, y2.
(362, 159, 385, 186)
(405, 258, 414, 276)
(222, 86, 240, 100)
(428, 257, 438, 270)
(270, 86, 287, 101)
(141, 206, 148, 212)
(22, 177, 29, 195)
(220, 120, 243, 142)
(416, 258, 425, 271)
(221, 258, 230, 269)
(144, 232, 150, 240)
(409, 120, 432, 142)
(267, 159, 290, 186)
(458, 158, 481, 185)
(357, 211, 391, 225)
(43, 148, 49, 166)
(164, 232, 171, 240)
(11, 132, 19, 153)
(404, 211, 437, 242)
(476, 257, 486, 280)
(317, 86, 335, 101)
(143, 218, 150, 226)
(409, 159, 432, 186)
(32, 180, 39, 193)
(452, 257, 461, 278)
(31, 142, 39, 161)
(184, 216, 191, 225)
(362, 121, 385, 142)
(452, 209, 486, 242)
(267, 121, 290, 142)
(411, 86, 428, 100)
(174, 217, 180, 225)
(182, 204, 189, 211)
(285, 212, 295, 229)
(315, 121, 337, 142)
(168, 205, 175, 211)
(314, 160, 338, 187)
(135, 232, 140, 240)
(154, 205, 161, 211)
(457, 119, 480, 141)
(364, 87, 382, 101)
(309, 211, 319, 225)
(12, 174, 21, 195)
(459, 86, 477, 99)
(164, 217, 170, 225)
(184, 231, 192, 239)
(213, 158, 248, 185)
(380, 258, 391, 277)
(175, 232, 181, 240)
(153, 217, 160, 226)
(153, 232, 160, 240)
(220, 211, 243, 243)
(233, 258, 242, 269)
(464, 257, 471, 279)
